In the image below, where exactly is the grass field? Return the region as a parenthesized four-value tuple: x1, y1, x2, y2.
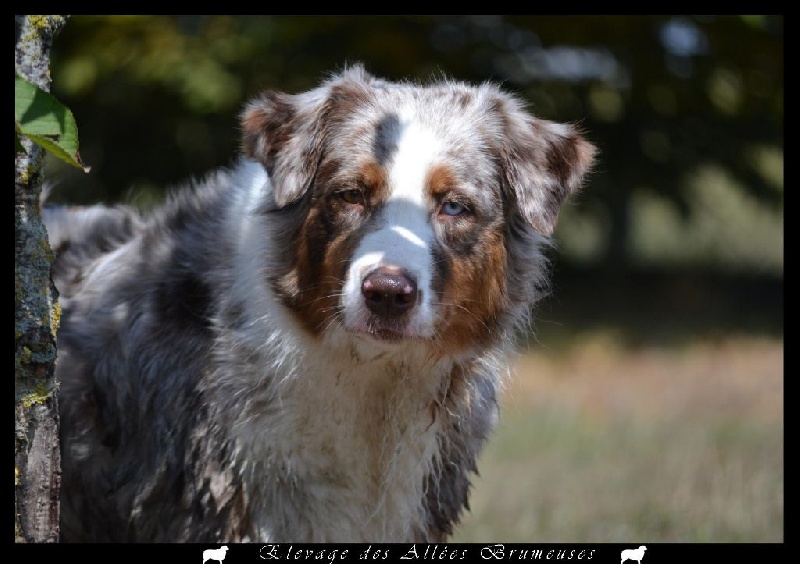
(452, 332, 783, 543)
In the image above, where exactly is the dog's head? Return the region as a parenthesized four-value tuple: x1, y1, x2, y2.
(242, 64, 595, 355)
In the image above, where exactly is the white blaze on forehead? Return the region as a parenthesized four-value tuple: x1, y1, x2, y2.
(388, 118, 443, 207)
(376, 117, 441, 266)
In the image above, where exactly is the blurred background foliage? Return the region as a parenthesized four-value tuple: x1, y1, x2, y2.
(44, 15, 783, 542)
(46, 15, 783, 345)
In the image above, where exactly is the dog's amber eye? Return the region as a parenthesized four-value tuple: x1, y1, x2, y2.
(338, 189, 365, 206)
(440, 201, 467, 217)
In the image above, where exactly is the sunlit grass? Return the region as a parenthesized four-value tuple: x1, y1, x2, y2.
(452, 333, 783, 542)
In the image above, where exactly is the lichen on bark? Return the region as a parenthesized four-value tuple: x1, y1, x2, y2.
(15, 14, 69, 544)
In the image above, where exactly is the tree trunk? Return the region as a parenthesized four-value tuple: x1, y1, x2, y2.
(15, 14, 69, 543)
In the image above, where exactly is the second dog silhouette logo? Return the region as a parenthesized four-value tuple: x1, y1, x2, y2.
(621, 545, 647, 564)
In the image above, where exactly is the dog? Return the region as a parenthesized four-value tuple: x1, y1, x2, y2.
(48, 64, 595, 542)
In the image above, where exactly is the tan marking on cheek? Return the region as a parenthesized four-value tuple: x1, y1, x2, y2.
(276, 208, 336, 336)
(284, 207, 362, 337)
(437, 231, 508, 352)
(280, 162, 385, 337)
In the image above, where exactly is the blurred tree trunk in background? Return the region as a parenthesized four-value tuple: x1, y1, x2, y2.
(15, 14, 68, 543)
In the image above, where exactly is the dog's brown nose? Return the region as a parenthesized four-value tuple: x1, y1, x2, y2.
(361, 267, 417, 318)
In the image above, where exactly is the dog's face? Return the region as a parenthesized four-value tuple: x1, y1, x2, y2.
(242, 65, 595, 355)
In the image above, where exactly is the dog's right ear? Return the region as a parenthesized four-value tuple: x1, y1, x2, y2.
(241, 88, 331, 207)
(241, 64, 377, 207)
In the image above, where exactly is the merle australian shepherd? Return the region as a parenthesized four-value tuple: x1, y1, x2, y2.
(46, 64, 596, 542)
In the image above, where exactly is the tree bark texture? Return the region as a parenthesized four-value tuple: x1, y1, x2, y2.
(15, 14, 69, 543)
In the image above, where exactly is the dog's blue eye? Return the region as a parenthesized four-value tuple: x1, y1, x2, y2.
(441, 201, 466, 216)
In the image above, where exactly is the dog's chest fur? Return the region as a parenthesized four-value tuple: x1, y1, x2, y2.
(231, 346, 450, 541)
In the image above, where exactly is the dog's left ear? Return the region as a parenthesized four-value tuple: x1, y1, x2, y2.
(496, 95, 597, 236)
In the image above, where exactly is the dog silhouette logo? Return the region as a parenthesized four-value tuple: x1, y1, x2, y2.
(621, 546, 647, 564)
(203, 546, 229, 564)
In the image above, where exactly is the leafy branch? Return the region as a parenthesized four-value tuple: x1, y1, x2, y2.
(15, 74, 89, 172)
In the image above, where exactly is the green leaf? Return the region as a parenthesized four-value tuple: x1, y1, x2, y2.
(15, 74, 90, 172)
